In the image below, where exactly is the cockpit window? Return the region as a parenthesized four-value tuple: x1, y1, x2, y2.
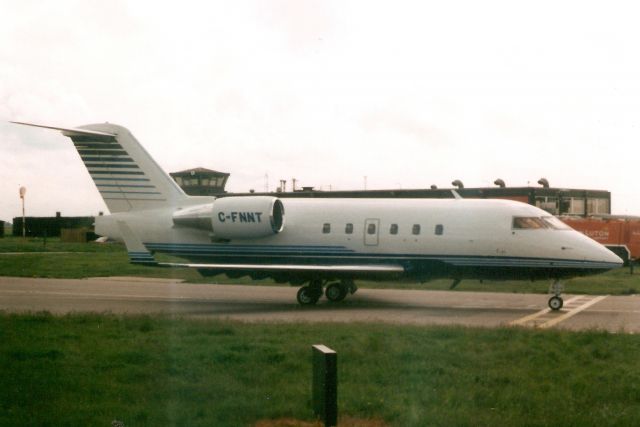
(542, 216, 572, 230)
(512, 216, 571, 230)
(512, 217, 548, 230)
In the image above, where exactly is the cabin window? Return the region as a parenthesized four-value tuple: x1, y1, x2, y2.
(322, 223, 331, 234)
(412, 224, 421, 235)
(390, 224, 398, 235)
(345, 223, 353, 234)
(435, 224, 444, 235)
(367, 223, 376, 235)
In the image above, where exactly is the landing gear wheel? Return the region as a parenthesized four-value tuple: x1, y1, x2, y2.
(297, 286, 321, 305)
(325, 282, 348, 302)
(548, 296, 563, 311)
(344, 279, 358, 295)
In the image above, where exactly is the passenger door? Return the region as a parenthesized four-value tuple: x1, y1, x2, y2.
(364, 218, 380, 246)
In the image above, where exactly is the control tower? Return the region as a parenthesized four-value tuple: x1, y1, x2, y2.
(169, 167, 230, 196)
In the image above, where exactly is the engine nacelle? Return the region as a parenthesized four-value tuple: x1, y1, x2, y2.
(212, 196, 284, 239)
(172, 196, 284, 239)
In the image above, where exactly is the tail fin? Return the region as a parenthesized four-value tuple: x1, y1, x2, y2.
(11, 121, 188, 213)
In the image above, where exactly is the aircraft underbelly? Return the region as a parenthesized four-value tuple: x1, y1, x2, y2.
(144, 241, 615, 281)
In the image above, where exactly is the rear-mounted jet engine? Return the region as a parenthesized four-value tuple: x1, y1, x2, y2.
(172, 196, 285, 239)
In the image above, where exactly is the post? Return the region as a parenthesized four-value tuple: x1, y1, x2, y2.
(19, 186, 26, 239)
(312, 344, 337, 427)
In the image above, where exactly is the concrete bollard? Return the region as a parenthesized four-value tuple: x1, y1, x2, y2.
(312, 344, 337, 427)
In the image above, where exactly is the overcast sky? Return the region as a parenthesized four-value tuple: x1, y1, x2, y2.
(1, 0, 640, 220)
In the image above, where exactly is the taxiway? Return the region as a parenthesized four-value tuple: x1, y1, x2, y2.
(1, 276, 638, 332)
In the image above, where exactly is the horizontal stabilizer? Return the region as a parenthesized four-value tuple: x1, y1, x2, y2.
(10, 121, 116, 137)
(117, 221, 158, 265)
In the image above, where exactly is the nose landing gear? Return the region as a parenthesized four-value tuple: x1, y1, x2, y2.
(548, 280, 564, 311)
(548, 295, 564, 310)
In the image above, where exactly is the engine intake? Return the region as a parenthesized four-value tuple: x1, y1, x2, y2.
(172, 196, 285, 239)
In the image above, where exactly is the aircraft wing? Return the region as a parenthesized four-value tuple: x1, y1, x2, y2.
(158, 262, 405, 274)
(116, 220, 405, 275)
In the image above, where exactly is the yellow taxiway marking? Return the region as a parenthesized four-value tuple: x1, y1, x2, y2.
(509, 296, 582, 326)
(538, 295, 608, 329)
(510, 295, 608, 328)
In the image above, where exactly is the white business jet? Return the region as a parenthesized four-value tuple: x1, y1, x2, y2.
(12, 122, 623, 309)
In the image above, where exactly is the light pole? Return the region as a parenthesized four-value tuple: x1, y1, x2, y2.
(19, 186, 26, 239)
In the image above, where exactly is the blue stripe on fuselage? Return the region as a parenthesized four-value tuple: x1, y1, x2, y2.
(142, 243, 619, 270)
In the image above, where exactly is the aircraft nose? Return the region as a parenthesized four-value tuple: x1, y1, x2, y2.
(602, 246, 624, 266)
(591, 241, 624, 266)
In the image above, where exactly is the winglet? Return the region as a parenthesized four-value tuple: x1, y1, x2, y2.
(116, 220, 157, 265)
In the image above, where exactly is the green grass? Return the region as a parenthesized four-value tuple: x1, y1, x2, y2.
(1, 313, 640, 426)
(0, 236, 123, 253)
(1, 236, 639, 295)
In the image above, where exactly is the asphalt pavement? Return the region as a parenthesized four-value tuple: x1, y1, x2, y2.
(1, 276, 639, 332)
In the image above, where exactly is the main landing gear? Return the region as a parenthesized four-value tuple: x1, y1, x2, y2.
(548, 280, 564, 311)
(296, 279, 358, 305)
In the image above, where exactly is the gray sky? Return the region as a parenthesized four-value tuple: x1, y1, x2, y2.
(2, 0, 640, 220)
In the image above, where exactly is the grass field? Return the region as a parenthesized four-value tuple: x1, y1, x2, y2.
(1, 313, 640, 426)
(0, 236, 639, 295)
(2, 238, 640, 425)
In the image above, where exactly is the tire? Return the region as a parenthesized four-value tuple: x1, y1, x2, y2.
(325, 282, 347, 302)
(548, 296, 563, 311)
(297, 286, 320, 305)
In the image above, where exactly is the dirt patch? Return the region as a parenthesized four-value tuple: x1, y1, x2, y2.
(254, 416, 389, 427)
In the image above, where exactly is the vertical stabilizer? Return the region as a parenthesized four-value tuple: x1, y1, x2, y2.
(12, 121, 188, 213)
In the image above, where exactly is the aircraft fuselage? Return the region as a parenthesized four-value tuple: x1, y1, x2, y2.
(96, 197, 622, 282)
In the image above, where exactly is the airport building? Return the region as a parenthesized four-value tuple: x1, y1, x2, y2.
(170, 168, 229, 196)
(228, 180, 611, 218)
(169, 168, 610, 218)
(225, 178, 637, 262)
(12, 212, 94, 238)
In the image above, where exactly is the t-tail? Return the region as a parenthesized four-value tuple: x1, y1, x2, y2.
(11, 121, 188, 213)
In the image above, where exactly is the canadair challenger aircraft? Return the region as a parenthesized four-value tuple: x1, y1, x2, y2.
(12, 121, 623, 310)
